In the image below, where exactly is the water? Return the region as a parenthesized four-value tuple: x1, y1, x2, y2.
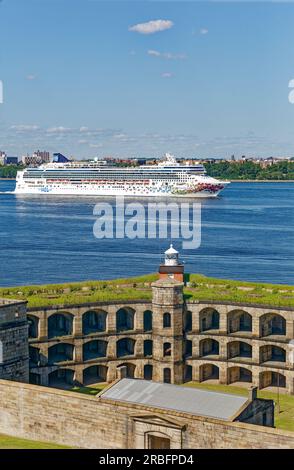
(0, 180, 293, 287)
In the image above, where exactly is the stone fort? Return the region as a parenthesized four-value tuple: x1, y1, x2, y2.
(1, 245, 294, 448)
(21, 246, 294, 394)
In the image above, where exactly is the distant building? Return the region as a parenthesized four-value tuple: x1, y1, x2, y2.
(5, 156, 19, 165)
(0, 152, 6, 165)
(34, 150, 50, 163)
(22, 151, 50, 167)
(22, 155, 42, 167)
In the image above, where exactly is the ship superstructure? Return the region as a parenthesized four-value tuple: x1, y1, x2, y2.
(15, 153, 229, 197)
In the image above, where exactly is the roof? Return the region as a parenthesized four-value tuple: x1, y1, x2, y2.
(100, 379, 248, 421)
(165, 244, 179, 255)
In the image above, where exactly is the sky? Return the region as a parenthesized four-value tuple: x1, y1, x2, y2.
(1, 0, 294, 159)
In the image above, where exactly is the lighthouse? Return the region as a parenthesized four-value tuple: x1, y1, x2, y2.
(158, 244, 184, 282)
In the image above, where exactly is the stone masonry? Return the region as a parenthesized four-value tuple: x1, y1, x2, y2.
(0, 379, 292, 449)
(0, 298, 29, 383)
(25, 278, 294, 394)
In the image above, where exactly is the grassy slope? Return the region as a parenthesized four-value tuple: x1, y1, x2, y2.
(1, 273, 294, 308)
(183, 382, 294, 432)
(0, 434, 69, 449)
(185, 273, 294, 307)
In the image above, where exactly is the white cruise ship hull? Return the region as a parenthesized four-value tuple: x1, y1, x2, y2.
(14, 154, 229, 198)
(14, 183, 226, 198)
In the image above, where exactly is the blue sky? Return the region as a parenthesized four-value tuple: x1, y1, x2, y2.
(1, 0, 294, 159)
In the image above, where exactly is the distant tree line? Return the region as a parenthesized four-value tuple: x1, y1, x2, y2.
(0, 165, 24, 178)
(1, 161, 294, 180)
(205, 161, 294, 180)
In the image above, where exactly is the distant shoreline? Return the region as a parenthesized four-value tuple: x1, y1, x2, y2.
(227, 179, 294, 183)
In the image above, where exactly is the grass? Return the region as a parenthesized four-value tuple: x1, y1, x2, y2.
(0, 434, 70, 449)
(70, 383, 107, 396)
(184, 273, 294, 308)
(183, 381, 294, 432)
(1, 273, 294, 309)
(0, 274, 156, 308)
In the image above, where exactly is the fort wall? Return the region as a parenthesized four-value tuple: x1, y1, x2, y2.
(0, 379, 293, 449)
(27, 295, 294, 393)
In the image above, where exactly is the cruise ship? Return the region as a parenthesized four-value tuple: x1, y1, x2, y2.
(14, 153, 229, 198)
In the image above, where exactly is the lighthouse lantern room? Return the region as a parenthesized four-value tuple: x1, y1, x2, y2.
(158, 244, 184, 282)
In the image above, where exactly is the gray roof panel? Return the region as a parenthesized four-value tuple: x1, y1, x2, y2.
(101, 379, 248, 421)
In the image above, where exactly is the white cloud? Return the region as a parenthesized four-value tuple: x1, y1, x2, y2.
(113, 133, 128, 139)
(10, 124, 40, 132)
(129, 19, 173, 35)
(200, 28, 208, 35)
(46, 126, 73, 134)
(26, 75, 36, 80)
(148, 49, 161, 57)
(89, 143, 103, 148)
(161, 72, 173, 78)
(147, 50, 186, 60)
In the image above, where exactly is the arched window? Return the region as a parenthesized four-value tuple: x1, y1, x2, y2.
(144, 340, 153, 357)
(83, 340, 108, 361)
(116, 307, 135, 332)
(200, 339, 219, 357)
(118, 363, 136, 378)
(185, 340, 192, 357)
(27, 315, 39, 339)
(199, 308, 220, 332)
(82, 310, 107, 335)
(260, 371, 286, 389)
(185, 365, 192, 382)
(260, 345, 286, 363)
(200, 364, 219, 382)
(48, 343, 74, 365)
(227, 341, 252, 359)
(185, 311, 192, 332)
(227, 310, 252, 334)
(163, 313, 171, 328)
(48, 313, 73, 339)
(163, 368, 171, 383)
(143, 310, 153, 332)
(163, 342, 171, 357)
(228, 367, 252, 384)
(260, 313, 286, 337)
(83, 365, 108, 385)
(117, 338, 136, 358)
(144, 364, 153, 380)
(48, 369, 74, 389)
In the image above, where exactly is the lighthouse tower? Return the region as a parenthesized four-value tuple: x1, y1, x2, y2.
(158, 244, 184, 282)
